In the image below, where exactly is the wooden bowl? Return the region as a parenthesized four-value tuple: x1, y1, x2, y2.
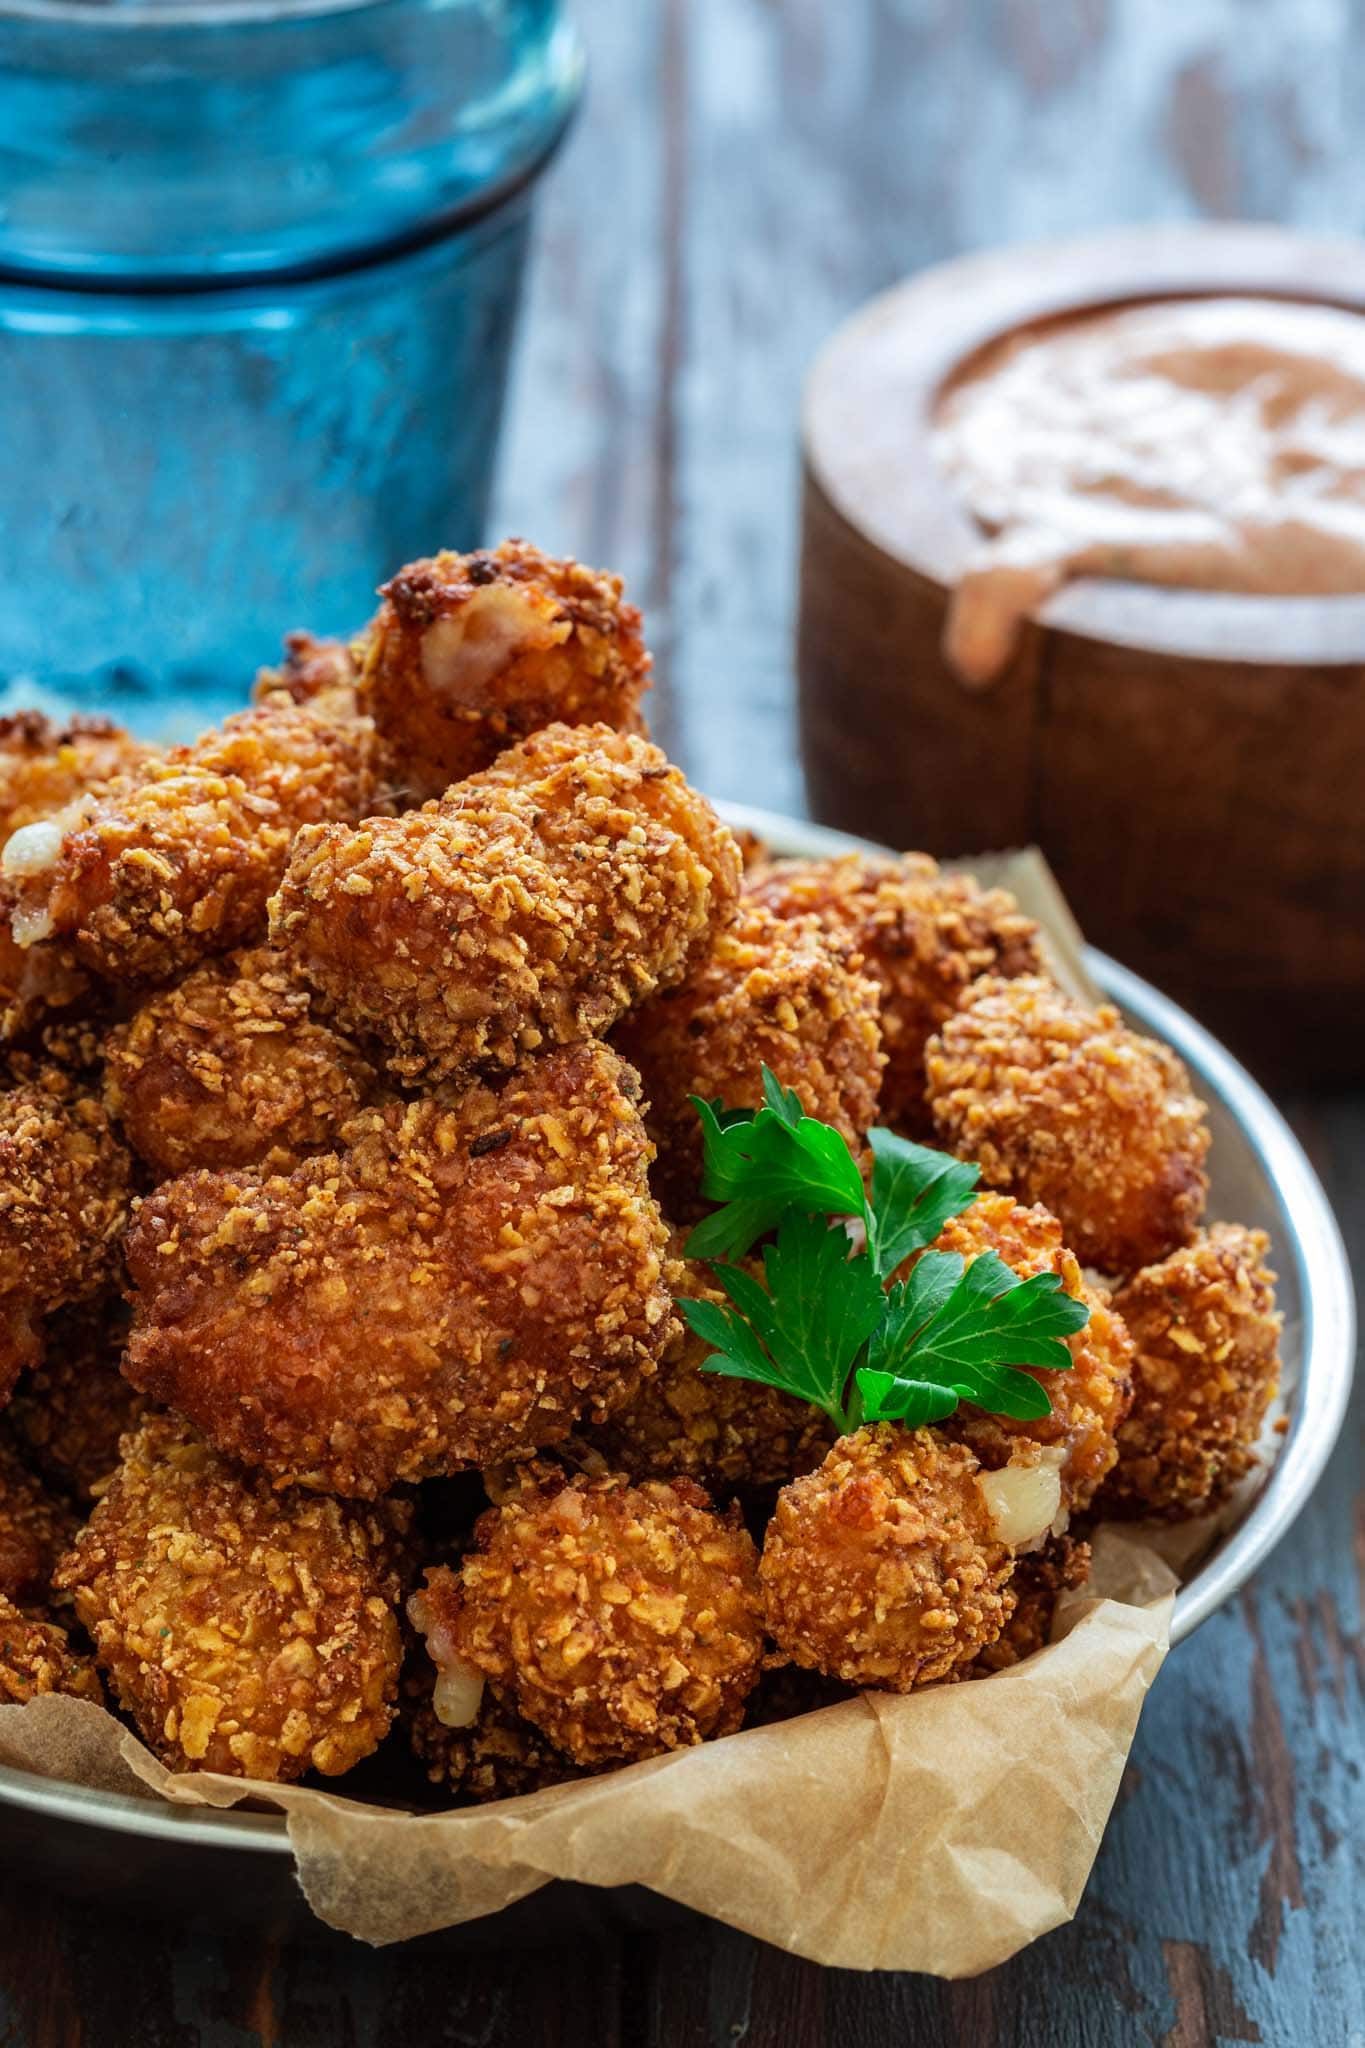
(798, 224, 1365, 1081)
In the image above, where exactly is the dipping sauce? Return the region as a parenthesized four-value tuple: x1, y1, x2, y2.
(933, 295, 1365, 686)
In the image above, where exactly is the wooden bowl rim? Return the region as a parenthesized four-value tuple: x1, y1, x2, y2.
(804, 221, 1365, 667)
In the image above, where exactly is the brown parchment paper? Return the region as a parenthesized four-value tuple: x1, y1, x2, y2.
(0, 847, 1215, 1971)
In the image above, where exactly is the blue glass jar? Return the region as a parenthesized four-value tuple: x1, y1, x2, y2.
(0, 0, 582, 728)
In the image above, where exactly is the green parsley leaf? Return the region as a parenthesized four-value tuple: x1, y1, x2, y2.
(865, 1128, 981, 1281)
(854, 1249, 1087, 1425)
(684, 1074, 868, 1262)
(687, 1211, 884, 1430)
(680, 1075, 1091, 1440)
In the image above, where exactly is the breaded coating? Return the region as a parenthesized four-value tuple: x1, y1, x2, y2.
(270, 723, 741, 1087)
(360, 541, 651, 801)
(1100, 1225, 1283, 1521)
(760, 1425, 1015, 1690)
(614, 903, 884, 1216)
(925, 975, 1211, 1273)
(122, 1041, 675, 1497)
(416, 1471, 764, 1766)
(0, 923, 92, 1048)
(746, 852, 1042, 1131)
(0, 1436, 77, 1612)
(0, 1070, 132, 1400)
(53, 1414, 410, 1779)
(105, 944, 375, 1180)
(971, 1534, 1092, 1675)
(591, 1246, 834, 1495)
(401, 1618, 585, 1804)
(0, 690, 380, 987)
(253, 631, 361, 708)
(0, 1593, 103, 1705)
(5, 1299, 149, 1500)
(0, 713, 149, 1041)
(0, 711, 151, 842)
(931, 1193, 1133, 1515)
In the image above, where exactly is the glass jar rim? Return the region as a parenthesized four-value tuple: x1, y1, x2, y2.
(2, 0, 423, 29)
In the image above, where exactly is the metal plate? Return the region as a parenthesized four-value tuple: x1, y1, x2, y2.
(0, 802, 1354, 1858)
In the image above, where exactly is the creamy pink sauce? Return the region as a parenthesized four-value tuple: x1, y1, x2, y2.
(932, 295, 1365, 687)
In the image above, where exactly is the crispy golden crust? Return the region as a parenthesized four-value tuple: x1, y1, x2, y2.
(105, 944, 375, 1180)
(122, 1041, 675, 1497)
(0, 1592, 103, 1705)
(419, 1471, 764, 1766)
(253, 631, 361, 709)
(0, 923, 93, 1051)
(5, 691, 381, 987)
(590, 1248, 834, 1494)
(746, 853, 1042, 1132)
(401, 1645, 585, 1804)
(931, 1193, 1133, 1514)
(0, 1436, 77, 1612)
(53, 1415, 410, 1779)
(0, 716, 150, 1042)
(0, 713, 152, 843)
(270, 723, 741, 1088)
(971, 1534, 1092, 1675)
(614, 903, 884, 1217)
(1100, 1225, 1282, 1521)
(5, 1299, 149, 1500)
(760, 1425, 1015, 1690)
(360, 542, 652, 802)
(925, 976, 1210, 1273)
(0, 1070, 133, 1401)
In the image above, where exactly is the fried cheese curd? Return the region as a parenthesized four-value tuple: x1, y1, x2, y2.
(746, 852, 1042, 1132)
(271, 722, 742, 1086)
(105, 943, 376, 1180)
(359, 541, 652, 802)
(925, 975, 1211, 1273)
(0, 1068, 132, 1399)
(0, 1593, 102, 1705)
(1100, 1224, 1283, 1521)
(0, 689, 380, 988)
(53, 1414, 411, 1779)
(613, 902, 884, 1216)
(5, 1299, 149, 1500)
(411, 1470, 764, 1766)
(590, 1245, 833, 1495)
(0, 713, 150, 1040)
(971, 1534, 1092, 1676)
(930, 1193, 1133, 1517)
(0, 1435, 76, 1612)
(759, 1425, 1017, 1690)
(122, 1041, 675, 1497)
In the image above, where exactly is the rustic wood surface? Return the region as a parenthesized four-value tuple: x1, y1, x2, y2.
(3, 1, 1363, 2042)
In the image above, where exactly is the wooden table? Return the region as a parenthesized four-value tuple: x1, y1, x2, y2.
(3, 2, 1362, 2041)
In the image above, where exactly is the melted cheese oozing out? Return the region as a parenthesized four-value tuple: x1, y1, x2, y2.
(976, 1456, 1064, 1551)
(432, 1661, 486, 1730)
(420, 584, 566, 700)
(2, 818, 64, 880)
(407, 1587, 485, 1728)
(933, 295, 1365, 687)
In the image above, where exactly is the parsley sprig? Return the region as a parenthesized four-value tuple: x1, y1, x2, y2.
(679, 1069, 1087, 1435)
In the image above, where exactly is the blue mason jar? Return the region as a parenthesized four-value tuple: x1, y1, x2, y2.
(0, 0, 582, 729)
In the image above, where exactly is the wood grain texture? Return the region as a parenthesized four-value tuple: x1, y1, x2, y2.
(3, 2, 1364, 2044)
